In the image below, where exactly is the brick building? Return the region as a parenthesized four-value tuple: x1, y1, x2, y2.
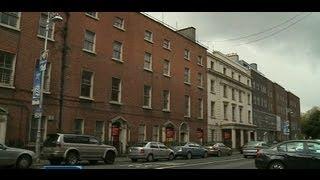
(0, 12, 208, 153)
(287, 91, 301, 139)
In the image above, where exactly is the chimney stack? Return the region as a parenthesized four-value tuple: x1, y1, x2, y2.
(226, 53, 239, 61)
(177, 27, 196, 42)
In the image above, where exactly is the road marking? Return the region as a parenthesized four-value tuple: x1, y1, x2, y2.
(155, 158, 246, 169)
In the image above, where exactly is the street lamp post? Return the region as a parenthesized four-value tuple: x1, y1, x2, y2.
(34, 12, 63, 162)
(288, 110, 294, 140)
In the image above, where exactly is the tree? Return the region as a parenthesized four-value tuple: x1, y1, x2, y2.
(301, 107, 320, 139)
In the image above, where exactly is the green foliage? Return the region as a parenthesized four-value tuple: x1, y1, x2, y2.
(301, 107, 320, 139)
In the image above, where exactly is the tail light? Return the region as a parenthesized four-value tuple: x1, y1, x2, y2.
(256, 149, 262, 158)
(140, 149, 145, 154)
(56, 142, 62, 148)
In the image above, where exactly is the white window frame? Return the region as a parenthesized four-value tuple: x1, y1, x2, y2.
(239, 107, 243, 123)
(198, 98, 203, 119)
(143, 85, 152, 109)
(223, 103, 228, 120)
(0, 51, 16, 88)
(223, 85, 227, 98)
(83, 30, 96, 54)
(248, 110, 251, 124)
(37, 12, 55, 40)
(85, 12, 99, 20)
(232, 106, 236, 122)
(110, 77, 122, 104)
(74, 119, 84, 134)
(197, 56, 203, 66)
(138, 124, 146, 142)
(95, 121, 105, 142)
(163, 59, 170, 77)
(184, 67, 190, 84)
(210, 80, 215, 93)
(112, 41, 123, 62)
(184, 95, 191, 117)
(184, 49, 190, 60)
(197, 73, 203, 88)
(152, 126, 160, 142)
(210, 101, 215, 118)
(248, 94, 251, 105)
(113, 16, 125, 30)
(43, 62, 51, 93)
(210, 61, 214, 70)
(0, 12, 21, 31)
(144, 52, 153, 72)
(163, 90, 170, 111)
(163, 39, 171, 50)
(144, 30, 153, 43)
(79, 70, 94, 100)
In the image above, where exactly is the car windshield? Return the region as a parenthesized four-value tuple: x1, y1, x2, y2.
(132, 142, 148, 147)
(43, 134, 59, 147)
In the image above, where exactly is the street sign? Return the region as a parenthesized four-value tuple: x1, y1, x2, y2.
(32, 60, 42, 105)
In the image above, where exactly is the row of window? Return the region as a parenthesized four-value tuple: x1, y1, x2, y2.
(252, 81, 267, 93)
(253, 96, 269, 108)
(208, 60, 250, 86)
(221, 103, 251, 123)
(80, 70, 204, 118)
(222, 84, 251, 105)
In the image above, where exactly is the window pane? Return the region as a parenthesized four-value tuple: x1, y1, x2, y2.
(111, 78, 120, 102)
(112, 41, 122, 60)
(0, 12, 19, 28)
(0, 51, 14, 86)
(81, 71, 92, 97)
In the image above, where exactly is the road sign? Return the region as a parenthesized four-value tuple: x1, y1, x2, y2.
(32, 60, 41, 105)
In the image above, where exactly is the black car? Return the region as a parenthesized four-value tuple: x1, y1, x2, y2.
(255, 140, 320, 169)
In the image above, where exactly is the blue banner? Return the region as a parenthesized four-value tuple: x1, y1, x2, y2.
(32, 59, 42, 105)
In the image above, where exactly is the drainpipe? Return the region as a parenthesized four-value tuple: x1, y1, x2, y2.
(58, 12, 70, 132)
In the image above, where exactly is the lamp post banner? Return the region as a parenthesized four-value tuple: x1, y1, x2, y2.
(32, 60, 41, 105)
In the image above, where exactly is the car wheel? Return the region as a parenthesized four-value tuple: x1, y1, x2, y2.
(244, 155, 247, 158)
(49, 159, 62, 165)
(269, 161, 285, 169)
(104, 151, 115, 164)
(228, 151, 232, 156)
(131, 158, 138, 162)
(89, 160, 98, 165)
(168, 153, 174, 161)
(65, 152, 79, 165)
(217, 151, 222, 157)
(16, 155, 32, 169)
(202, 152, 208, 158)
(147, 154, 154, 162)
(186, 152, 192, 160)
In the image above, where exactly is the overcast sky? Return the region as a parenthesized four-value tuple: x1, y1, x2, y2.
(146, 12, 319, 113)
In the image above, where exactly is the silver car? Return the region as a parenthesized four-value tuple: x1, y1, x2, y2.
(41, 133, 117, 165)
(128, 142, 175, 162)
(243, 141, 270, 158)
(0, 143, 35, 169)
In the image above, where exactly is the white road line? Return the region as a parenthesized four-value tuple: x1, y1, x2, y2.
(155, 158, 246, 169)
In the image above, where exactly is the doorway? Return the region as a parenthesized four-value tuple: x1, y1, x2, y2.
(0, 108, 8, 144)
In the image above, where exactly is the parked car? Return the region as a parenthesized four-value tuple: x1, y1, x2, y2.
(0, 143, 35, 169)
(255, 140, 320, 169)
(128, 142, 175, 162)
(41, 133, 117, 165)
(172, 142, 208, 159)
(242, 141, 270, 158)
(205, 143, 232, 156)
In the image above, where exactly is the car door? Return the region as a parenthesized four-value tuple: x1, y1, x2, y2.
(193, 143, 202, 156)
(88, 137, 102, 158)
(75, 136, 91, 159)
(219, 143, 227, 155)
(0, 144, 16, 166)
(149, 142, 160, 159)
(158, 143, 169, 159)
(305, 142, 320, 169)
(278, 141, 309, 169)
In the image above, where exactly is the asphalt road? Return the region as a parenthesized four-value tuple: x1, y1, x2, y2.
(76, 153, 256, 169)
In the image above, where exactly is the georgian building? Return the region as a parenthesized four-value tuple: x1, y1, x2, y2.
(207, 51, 256, 149)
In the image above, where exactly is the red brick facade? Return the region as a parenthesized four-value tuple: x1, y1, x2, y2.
(0, 12, 207, 152)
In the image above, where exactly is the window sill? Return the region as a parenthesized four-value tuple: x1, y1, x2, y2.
(210, 91, 215, 94)
(210, 116, 216, 119)
(85, 14, 99, 20)
(0, 23, 21, 32)
(142, 106, 152, 110)
(197, 63, 204, 67)
(0, 84, 15, 89)
(184, 57, 190, 61)
(162, 109, 170, 113)
(109, 101, 123, 106)
(144, 68, 153, 73)
(79, 96, 94, 101)
(113, 25, 125, 31)
(163, 46, 171, 51)
(144, 39, 154, 44)
(163, 74, 171, 78)
(111, 58, 124, 63)
(184, 115, 191, 118)
(37, 35, 55, 42)
(197, 86, 204, 90)
(82, 49, 97, 55)
(43, 91, 51, 94)
(184, 82, 191, 86)
(198, 117, 204, 120)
